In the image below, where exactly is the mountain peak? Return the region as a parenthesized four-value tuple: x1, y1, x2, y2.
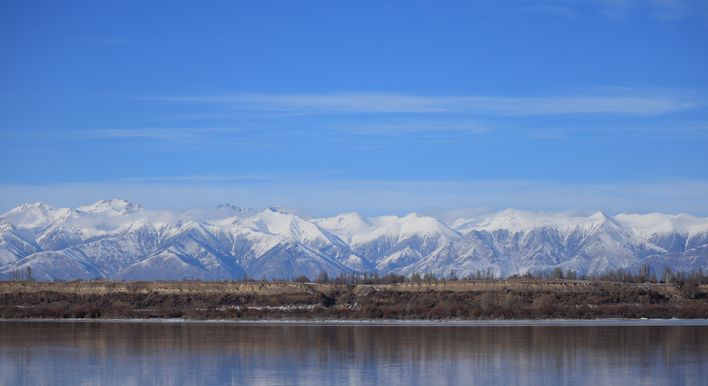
(77, 199, 143, 215)
(1, 202, 59, 229)
(615, 212, 708, 237)
(497, 208, 530, 216)
(8, 202, 54, 213)
(216, 203, 250, 213)
(589, 211, 610, 220)
(264, 206, 311, 218)
(401, 212, 423, 220)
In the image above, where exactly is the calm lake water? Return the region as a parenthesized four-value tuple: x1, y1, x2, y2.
(1, 320, 707, 385)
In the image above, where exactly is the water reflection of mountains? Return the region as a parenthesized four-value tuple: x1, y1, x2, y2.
(1, 322, 706, 385)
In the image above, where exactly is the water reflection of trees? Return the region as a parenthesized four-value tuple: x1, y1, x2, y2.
(0, 322, 706, 385)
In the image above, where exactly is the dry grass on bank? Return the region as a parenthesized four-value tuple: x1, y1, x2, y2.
(1, 279, 707, 320)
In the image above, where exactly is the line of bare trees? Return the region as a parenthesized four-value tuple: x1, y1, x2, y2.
(288, 265, 708, 286)
(5, 265, 708, 287)
(6, 267, 32, 281)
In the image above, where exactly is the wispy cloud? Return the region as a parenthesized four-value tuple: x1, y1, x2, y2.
(37, 89, 705, 153)
(148, 91, 701, 116)
(62, 126, 285, 153)
(512, 0, 708, 24)
(56, 125, 487, 155)
(57, 119, 708, 154)
(72, 127, 245, 141)
(328, 120, 491, 136)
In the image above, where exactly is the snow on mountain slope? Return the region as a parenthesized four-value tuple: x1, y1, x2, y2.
(77, 199, 143, 216)
(400, 212, 659, 278)
(615, 213, 708, 254)
(318, 212, 458, 245)
(246, 208, 337, 244)
(0, 249, 102, 281)
(35, 209, 123, 250)
(636, 245, 708, 277)
(451, 209, 621, 235)
(30, 200, 156, 252)
(357, 213, 460, 244)
(315, 212, 373, 243)
(229, 208, 374, 272)
(343, 213, 461, 272)
(70, 223, 167, 277)
(0, 202, 69, 231)
(398, 233, 499, 278)
(0, 224, 41, 266)
(558, 213, 656, 275)
(0, 200, 707, 280)
(615, 213, 708, 237)
(115, 242, 246, 281)
(244, 241, 354, 280)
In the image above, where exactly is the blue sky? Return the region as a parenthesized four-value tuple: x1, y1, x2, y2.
(1, 0, 708, 215)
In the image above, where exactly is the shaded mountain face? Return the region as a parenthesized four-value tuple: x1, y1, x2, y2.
(1, 200, 707, 280)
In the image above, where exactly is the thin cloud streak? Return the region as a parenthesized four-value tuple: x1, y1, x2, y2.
(55, 120, 708, 154)
(148, 91, 701, 116)
(73, 127, 246, 140)
(328, 120, 492, 136)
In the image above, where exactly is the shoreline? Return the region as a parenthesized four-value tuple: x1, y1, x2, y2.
(3, 317, 708, 327)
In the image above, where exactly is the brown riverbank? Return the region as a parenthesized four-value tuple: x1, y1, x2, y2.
(1, 280, 707, 320)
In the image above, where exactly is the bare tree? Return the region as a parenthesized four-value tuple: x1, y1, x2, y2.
(316, 271, 330, 284)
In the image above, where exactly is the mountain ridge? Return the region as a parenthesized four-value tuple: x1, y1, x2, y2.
(1, 199, 707, 281)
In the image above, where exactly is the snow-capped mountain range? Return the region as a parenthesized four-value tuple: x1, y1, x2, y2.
(1, 199, 707, 281)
